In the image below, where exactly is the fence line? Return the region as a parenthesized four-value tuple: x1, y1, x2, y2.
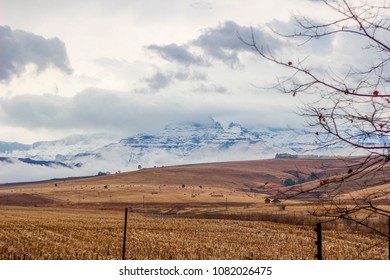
(121, 207, 390, 260)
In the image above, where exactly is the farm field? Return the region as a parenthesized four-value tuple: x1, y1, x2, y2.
(0, 158, 389, 260)
(0, 206, 388, 260)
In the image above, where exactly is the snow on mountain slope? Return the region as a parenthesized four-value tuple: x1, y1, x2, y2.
(1, 133, 120, 161)
(74, 119, 325, 169)
(0, 118, 360, 183)
(0, 141, 30, 153)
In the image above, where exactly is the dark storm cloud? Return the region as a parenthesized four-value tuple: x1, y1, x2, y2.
(0, 25, 72, 82)
(146, 43, 205, 66)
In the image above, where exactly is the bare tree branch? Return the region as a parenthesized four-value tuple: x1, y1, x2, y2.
(243, 0, 390, 239)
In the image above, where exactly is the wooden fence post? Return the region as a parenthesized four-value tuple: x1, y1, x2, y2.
(388, 216, 390, 260)
(225, 197, 228, 211)
(122, 207, 128, 260)
(315, 223, 322, 260)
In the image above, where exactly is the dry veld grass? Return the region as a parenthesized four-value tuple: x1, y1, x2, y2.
(0, 206, 387, 260)
(0, 158, 369, 207)
(0, 158, 389, 260)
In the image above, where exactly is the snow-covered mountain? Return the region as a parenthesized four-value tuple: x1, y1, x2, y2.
(1, 133, 120, 161)
(97, 120, 321, 167)
(0, 118, 355, 183)
(0, 141, 30, 153)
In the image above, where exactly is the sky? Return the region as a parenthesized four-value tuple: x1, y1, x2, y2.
(0, 0, 353, 144)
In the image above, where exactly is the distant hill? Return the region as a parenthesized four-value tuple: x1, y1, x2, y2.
(1, 157, 366, 199)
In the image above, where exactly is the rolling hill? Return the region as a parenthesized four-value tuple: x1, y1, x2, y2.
(1, 156, 380, 209)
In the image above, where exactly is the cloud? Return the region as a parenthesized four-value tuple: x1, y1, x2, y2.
(146, 21, 283, 69)
(0, 156, 131, 183)
(0, 25, 72, 82)
(0, 88, 303, 138)
(145, 18, 339, 74)
(190, 1, 213, 10)
(143, 71, 172, 91)
(139, 69, 208, 92)
(194, 83, 227, 93)
(0, 93, 70, 127)
(0, 159, 80, 183)
(268, 18, 334, 55)
(146, 43, 205, 66)
(193, 21, 282, 68)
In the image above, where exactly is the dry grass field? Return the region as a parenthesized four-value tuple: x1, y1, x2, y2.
(0, 158, 389, 260)
(0, 206, 388, 260)
(0, 158, 367, 207)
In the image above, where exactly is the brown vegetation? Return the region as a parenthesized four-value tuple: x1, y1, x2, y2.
(0, 157, 389, 260)
(0, 206, 387, 260)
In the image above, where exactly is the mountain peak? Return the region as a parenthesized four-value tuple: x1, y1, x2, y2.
(227, 122, 243, 130)
(162, 118, 224, 133)
(0, 120, 361, 183)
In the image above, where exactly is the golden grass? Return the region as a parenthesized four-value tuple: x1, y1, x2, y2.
(0, 180, 266, 207)
(0, 206, 387, 260)
(0, 158, 388, 260)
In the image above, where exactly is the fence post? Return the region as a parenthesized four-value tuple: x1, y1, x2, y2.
(122, 207, 128, 260)
(388, 216, 390, 260)
(314, 223, 322, 260)
(225, 197, 228, 211)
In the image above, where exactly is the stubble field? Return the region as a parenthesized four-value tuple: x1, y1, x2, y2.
(0, 206, 388, 260)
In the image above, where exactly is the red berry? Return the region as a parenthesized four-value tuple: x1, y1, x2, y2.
(288, 61, 292, 66)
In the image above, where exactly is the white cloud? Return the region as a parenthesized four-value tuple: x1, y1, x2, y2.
(193, 83, 227, 94)
(0, 159, 78, 183)
(0, 0, 383, 146)
(0, 158, 128, 183)
(0, 87, 304, 141)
